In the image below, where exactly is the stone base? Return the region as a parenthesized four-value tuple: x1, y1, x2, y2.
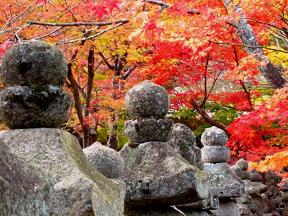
(0, 129, 125, 216)
(0, 141, 53, 216)
(120, 142, 209, 207)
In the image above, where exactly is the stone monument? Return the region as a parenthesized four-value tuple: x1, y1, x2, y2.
(0, 40, 125, 216)
(120, 80, 210, 215)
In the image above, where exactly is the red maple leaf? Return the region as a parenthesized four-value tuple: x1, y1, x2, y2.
(36, 0, 47, 4)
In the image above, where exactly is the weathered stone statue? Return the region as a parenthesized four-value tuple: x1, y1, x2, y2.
(120, 80, 210, 215)
(0, 40, 71, 128)
(201, 126, 244, 216)
(0, 40, 125, 216)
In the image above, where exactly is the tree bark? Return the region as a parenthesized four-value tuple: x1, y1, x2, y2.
(223, 0, 286, 88)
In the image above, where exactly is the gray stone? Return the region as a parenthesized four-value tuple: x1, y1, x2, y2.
(125, 118, 173, 143)
(203, 163, 244, 198)
(125, 80, 169, 118)
(216, 201, 240, 216)
(0, 129, 125, 216)
(244, 180, 267, 195)
(83, 142, 124, 179)
(120, 142, 209, 207)
(125, 207, 211, 216)
(235, 159, 249, 171)
(0, 40, 67, 87)
(0, 85, 71, 128)
(249, 169, 263, 182)
(201, 126, 228, 146)
(0, 140, 53, 216)
(167, 123, 202, 168)
(201, 146, 230, 163)
(230, 165, 249, 180)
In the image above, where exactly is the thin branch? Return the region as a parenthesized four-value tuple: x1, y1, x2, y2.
(121, 65, 137, 80)
(57, 21, 128, 45)
(200, 53, 210, 107)
(239, 80, 253, 110)
(98, 52, 114, 70)
(145, 0, 200, 14)
(27, 19, 128, 27)
(33, 27, 63, 40)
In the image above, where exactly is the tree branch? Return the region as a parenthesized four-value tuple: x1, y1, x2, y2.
(98, 52, 114, 70)
(191, 98, 228, 134)
(57, 21, 128, 45)
(27, 19, 128, 27)
(85, 47, 95, 117)
(121, 65, 137, 80)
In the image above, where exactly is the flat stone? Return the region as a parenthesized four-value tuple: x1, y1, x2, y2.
(0, 140, 53, 216)
(201, 126, 228, 146)
(125, 81, 169, 118)
(203, 163, 244, 198)
(167, 123, 202, 168)
(125, 118, 173, 143)
(120, 141, 209, 207)
(201, 146, 230, 163)
(0, 85, 71, 128)
(0, 40, 67, 87)
(0, 129, 125, 216)
(83, 142, 124, 179)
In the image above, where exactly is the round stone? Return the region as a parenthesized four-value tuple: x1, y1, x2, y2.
(125, 80, 169, 118)
(0, 85, 71, 128)
(83, 142, 124, 179)
(235, 159, 249, 171)
(0, 40, 68, 87)
(167, 123, 201, 167)
(125, 118, 173, 143)
(201, 126, 228, 146)
(201, 146, 230, 163)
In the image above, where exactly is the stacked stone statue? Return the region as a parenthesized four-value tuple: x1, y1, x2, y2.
(0, 40, 71, 128)
(0, 40, 125, 216)
(121, 80, 210, 215)
(201, 127, 245, 216)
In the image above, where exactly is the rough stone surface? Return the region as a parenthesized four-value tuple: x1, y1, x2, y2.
(125, 80, 169, 118)
(249, 169, 263, 182)
(120, 141, 209, 207)
(201, 146, 230, 163)
(215, 201, 240, 216)
(0, 129, 125, 216)
(203, 163, 244, 198)
(235, 159, 249, 171)
(244, 180, 267, 195)
(167, 123, 202, 168)
(0, 85, 71, 128)
(125, 118, 173, 143)
(125, 207, 211, 216)
(230, 166, 249, 180)
(201, 126, 228, 146)
(0, 40, 68, 87)
(0, 140, 53, 216)
(83, 142, 124, 179)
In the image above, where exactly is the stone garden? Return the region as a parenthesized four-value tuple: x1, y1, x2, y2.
(0, 40, 287, 216)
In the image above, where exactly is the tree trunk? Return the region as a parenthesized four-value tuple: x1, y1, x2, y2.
(223, 0, 286, 88)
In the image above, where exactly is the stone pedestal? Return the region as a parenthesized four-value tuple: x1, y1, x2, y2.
(0, 129, 125, 216)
